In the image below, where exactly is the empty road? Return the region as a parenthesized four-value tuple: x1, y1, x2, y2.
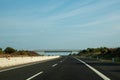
(0, 56, 120, 80)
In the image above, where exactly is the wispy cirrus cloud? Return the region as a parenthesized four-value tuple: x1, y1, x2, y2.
(44, 0, 120, 21)
(1, 0, 120, 28)
(0, 0, 120, 49)
(38, 0, 68, 13)
(76, 12, 120, 28)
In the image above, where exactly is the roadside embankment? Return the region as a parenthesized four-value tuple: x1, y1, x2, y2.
(0, 56, 60, 68)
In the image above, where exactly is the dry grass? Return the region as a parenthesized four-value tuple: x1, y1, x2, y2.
(0, 51, 40, 58)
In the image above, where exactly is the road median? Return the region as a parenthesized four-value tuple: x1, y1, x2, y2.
(0, 56, 60, 68)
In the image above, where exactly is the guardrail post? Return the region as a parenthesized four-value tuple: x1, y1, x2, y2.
(112, 58, 115, 63)
(97, 56, 99, 60)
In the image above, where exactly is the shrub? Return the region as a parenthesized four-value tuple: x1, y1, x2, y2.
(4, 47, 16, 54)
(0, 48, 2, 54)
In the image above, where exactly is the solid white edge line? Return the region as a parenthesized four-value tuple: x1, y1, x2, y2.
(26, 71, 43, 80)
(52, 63, 58, 67)
(74, 57, 111, 80)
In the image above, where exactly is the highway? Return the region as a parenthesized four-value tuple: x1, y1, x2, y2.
(0, 56, 120, 80)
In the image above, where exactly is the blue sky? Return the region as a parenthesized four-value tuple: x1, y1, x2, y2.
(0, 0, 120, 50)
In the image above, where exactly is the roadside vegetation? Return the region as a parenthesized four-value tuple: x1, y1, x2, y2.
(70, 47, 120, 62)
(0, 47, 40, 57)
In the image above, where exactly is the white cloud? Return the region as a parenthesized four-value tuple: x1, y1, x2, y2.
(44, 0, 120, 21)
(38, 0, 67, 13)
(77, 12, 120, 27)
(0, 0, 120, 29)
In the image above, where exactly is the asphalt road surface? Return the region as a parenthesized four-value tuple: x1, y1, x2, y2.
(0, 56, 120, 80)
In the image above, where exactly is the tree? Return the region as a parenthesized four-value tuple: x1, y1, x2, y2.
(100, 47, 108, 54)
(0, 48, 2, 54)
(113, 48, 120, 57)
(4, 47, 16, 54)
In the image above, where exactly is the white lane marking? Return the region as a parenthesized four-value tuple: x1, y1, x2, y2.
(74, 57, 111, 80)
(26, 71, 43, 80)
(0, 60, 49, 73)
(52, 63, 58, 67)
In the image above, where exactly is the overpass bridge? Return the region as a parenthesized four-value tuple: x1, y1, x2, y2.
(34, 49, 80, 54)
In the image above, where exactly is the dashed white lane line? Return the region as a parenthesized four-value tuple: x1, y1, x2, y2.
(52, 63, 58, 67)
(26, 71, 43, 80)
(74, 57, 111, 80)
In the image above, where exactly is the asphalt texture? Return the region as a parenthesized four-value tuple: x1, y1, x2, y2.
(0, 56, 120, 80)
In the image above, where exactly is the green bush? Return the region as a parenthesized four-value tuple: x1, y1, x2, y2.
(4, 47, 16, 54)
(0, 48, 2, 54)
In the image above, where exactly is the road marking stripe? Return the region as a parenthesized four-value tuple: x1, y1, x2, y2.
(26, 71, 43, 80)
(52, 63, 58, 67)
(74, 57, 111, 80)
